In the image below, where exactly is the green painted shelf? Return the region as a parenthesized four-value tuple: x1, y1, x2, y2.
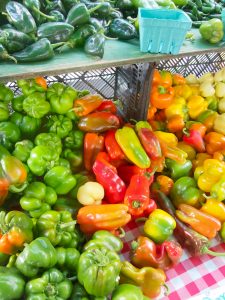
(0, 30, 225, 82)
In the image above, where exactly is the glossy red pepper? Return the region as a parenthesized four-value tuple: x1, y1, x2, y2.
(131, 236, 183, 270)
(83, 132, 105, 171)
(96, 99, 117, 113)
(104, 130, 126, 161)
(133, 199, 157, 219)
(183, 129, 205, 153)
(93, 152, 126, 204)
(124, 173, 151, 217)
(117, 165, 154, 186)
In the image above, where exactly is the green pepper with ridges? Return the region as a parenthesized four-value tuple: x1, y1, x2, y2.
(0, 121, 21, 150)
(15, 237, 57, 277)
(17, 78, 47, 96)
(63, 148, 83, 172)
(36, 210, 78, 247)
(0, 266, 26, 300)
(112, 284, 148, 300)
(10, 112, 41, 138)
(0, 102, 9, 121)
(199, 18, 224, 44)
(11, 95, 25, 112)
(46, 114, 73, 138)
(20, 181, 57, 218)
(64, 129, 84, 149)
(34, 132, 62, 156)
(56, 247, 80, 273)
(78, 246, 121, 297)
(23, 92, 50, 118)
(0, 83, 14, 103)
(47, 82, 78, 115)
(27, 145, 59, 176)
(13, 140, 34, 162)
(44, 165, 77, 194)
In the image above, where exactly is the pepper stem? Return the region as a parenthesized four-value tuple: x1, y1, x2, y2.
(135, 217, 148, 223)
(131, 240, 138, 251)
(60, 220, 77, 229)
(182, 128, 189, 136)
(9, 182, 28, 193)
(202, 247, 225, 256)
(163, 283, 170, 296)
(88, 3, 104, 14)
(3, 53, 17, 64)
(52, 42, 67, 49)
(32, 6, 55, 20)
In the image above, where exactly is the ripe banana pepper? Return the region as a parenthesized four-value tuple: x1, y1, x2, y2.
(176, 204, 221, 240)
(119, 261, 167, 299)
(197, 159, 225, 192)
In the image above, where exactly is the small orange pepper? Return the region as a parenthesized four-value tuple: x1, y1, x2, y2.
(35, 77, 47, 90)
(167, 115, 185, 133)
(172, 73, 186, 85)
(150, 85, 174, 109)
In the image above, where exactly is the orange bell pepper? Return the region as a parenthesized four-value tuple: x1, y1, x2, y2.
(35, 77, 47, 90)
(160, 70, 173, 87)
(77, 204, 131, 234)
(167, 115, 185, 133)
(204, 132, 225, 155)
(176, 204, 221, 240)
(172, 73, 186, 85)
(152, 69, 162, 86)
(150, 85, 174, 109)
(174, 84, 192, 99)
(147, 106, 157, 121)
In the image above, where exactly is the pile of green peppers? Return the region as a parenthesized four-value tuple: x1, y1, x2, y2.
(0, 0, 181, 62)
(0, 79, 146, 300)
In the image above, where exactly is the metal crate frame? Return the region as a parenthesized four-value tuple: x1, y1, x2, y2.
(6, 51, 225, 122)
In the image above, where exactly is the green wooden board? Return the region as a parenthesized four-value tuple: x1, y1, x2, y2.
(0, 30, 225, 82)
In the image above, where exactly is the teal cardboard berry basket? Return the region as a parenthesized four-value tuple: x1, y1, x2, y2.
(138, 8, 192, 54)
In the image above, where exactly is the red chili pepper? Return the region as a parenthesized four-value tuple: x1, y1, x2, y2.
(105, 130, 126, 161)
(96, 100, 117, 114)
(84, 133, 105, 171)
(183, 129, 205, 153)
(93, 153, 126, 204)
(124, 173, 151, 217)
(137, 128, 162, 160)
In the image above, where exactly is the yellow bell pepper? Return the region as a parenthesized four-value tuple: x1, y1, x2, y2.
(200, 198, 225, 222)
(189, 84, 200, 96)
(197, 159, 225, 192)
(164, 97, 188, 121)
(174, 84, 192, 99)
(187, 95, 208, 119)
(192, 153, 212, 170)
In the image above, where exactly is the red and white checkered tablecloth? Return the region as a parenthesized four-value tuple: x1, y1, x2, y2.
(121, 220, 225, 300)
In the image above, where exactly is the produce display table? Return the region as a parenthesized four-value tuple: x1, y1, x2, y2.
(1, 28, 225, 300)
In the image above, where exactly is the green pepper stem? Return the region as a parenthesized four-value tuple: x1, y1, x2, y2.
(88, 3, 104, 14)
(4, 53, 17, 64)
(60, 220, 77, 229)
(52, 42, 67, 49)
(67, 275, 77, 281)
(202, 247, 225, 256)
(163, 283, 170, 296)
(115, 227, 125, 238)
(135, 217, 148, 223)
(9, 182, 28, 193)
(32, 6, 55, 20)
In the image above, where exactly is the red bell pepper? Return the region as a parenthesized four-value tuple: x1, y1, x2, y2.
(84, 132, 105, 171)
(133, 199, 157, 219)
(104, 130, 126, 161)
(96, 99, 117, 114)
(131, 236, 183, 270)
(117, 165, 155, 186)
(93, 152, 126, 204)
(183, 129, 205, 153)
(124, 173, 152, 217)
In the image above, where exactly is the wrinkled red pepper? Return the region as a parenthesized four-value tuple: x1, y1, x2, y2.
(104, 130, 126, 161)
(93, 152, 126, 204)
(131, 236, 183, 270)
(183, 129, 205, 153)
(84, 132, 105, 171)
(137, 127, 162, 160)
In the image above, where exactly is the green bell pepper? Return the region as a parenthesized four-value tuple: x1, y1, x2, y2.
(156, 0, 176, 8)
(171, 0, 188, 6)
(112, 284, 148, 300)
(10, 112, 41, 138)
(78, 246, 121, 297)
(0, 102, 9, 121)
(84, 230, 123, 253)
(165, 158, 192, 180)
(170, 176, 203, 208)
(20, 181, 57, 218)
(63, 148, 83, 172)
(34, 132, 62, 157)
(57, 158, 71, 169)
(27, 145, 59, 176)
(12, 140, 34, 162)
(64, 129, 84, 149)
(143, 208, 176, 243)
(17, 78, 47, 96)
(0, 266, 25, 300)
(0, 83, 14, 103)
(70, 282, 90, 300)
(15, 237, 57, 277)
(23, 92, 50, 118)
(199, 18, 224, 44)
(11, 95, 25, 112)
(36, 210, 78, 247)
(0, 121, 21, 150)
(0, 253, 9, 266)
(47, 82, 77, 114)
(53, 196, 82, 215)
(56, 246, 80, 274)
(131, 0, 159, 8)
(46, 114, 73, 138)
(25, 268, 73, 299)
(44, 166, 77, 194)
